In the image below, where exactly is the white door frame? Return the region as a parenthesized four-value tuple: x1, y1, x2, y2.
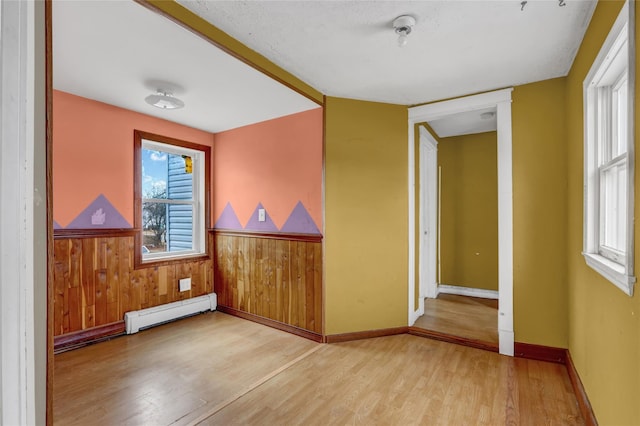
(0, 0, 47, 423)
(419, 127, 438, 300)
(407, 88, 514, 356)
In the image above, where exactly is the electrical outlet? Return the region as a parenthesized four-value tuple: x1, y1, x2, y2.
(258, 208, 266, 222)
(179, 278, 191, 292)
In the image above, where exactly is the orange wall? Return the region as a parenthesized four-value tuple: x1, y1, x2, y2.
(213, 108, 323, 231)
(53, 90, 214, 227)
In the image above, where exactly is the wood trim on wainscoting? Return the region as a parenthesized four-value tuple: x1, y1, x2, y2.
(408, 327, 500, 353)
(212, 229, 323, 243)
(514, 342, 567, 364)
(216, 305, 324, 343)
(566, 350, 598, 426)
(325, 327, 408, 344)
(53, 321, 126, 354)
(54, 228, 138, 239)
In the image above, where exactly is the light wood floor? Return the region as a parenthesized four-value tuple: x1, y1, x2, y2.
(413, 294, 499, 344)
(54, 312, 582, 425)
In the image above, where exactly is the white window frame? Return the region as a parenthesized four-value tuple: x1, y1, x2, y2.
(583, 0, 636, 296)
(137, 134, 208, 264)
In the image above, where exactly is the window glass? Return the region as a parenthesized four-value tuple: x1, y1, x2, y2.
(599, 160, 626, 254)
(582, 0, 635, 296)
(134, 130, 209, 266)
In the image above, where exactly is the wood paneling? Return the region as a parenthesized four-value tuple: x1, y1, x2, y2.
(213, 229, 322, 243)
(214, 232, 323, 335)
(54, 228, 136, 239)
(52, 233, 214, 337)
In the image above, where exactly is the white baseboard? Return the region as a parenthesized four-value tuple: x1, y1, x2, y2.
(499, 329, 515, 356)
(409, 308, 421, 327)
(438, 284, 499, 300)
(125, 293, 217, 334)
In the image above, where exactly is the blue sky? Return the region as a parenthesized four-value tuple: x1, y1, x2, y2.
(142, 149, 167, 197)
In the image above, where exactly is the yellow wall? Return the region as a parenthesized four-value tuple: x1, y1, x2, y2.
(438, 131, 498, 291)
(512, 78, 568, 347)
(565, 1, 640, 424)
(142, 8, 640, 422)
(324, 97, 408, 334)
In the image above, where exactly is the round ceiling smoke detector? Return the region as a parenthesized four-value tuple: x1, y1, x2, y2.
(145, 89, 185, 110)
(393, 15, 416, 47)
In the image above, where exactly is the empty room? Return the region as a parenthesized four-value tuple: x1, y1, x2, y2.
(1, 0, 639, 425)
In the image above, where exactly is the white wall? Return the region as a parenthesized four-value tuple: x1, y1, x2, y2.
(0, 1, 47, 424)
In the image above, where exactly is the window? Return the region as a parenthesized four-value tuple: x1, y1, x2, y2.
(583, 0, 635, 296)
(134, 130, 210, 265)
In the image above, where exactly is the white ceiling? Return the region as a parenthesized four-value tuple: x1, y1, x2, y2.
(53, 1, 320, 134)
(54, 0, 597, 138)
(178, 0, 596, 106)
(429, 107, 497, 138)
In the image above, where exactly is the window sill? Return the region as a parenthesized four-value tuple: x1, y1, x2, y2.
(583, 252, 635, 296)
(135, 252, 210, 269)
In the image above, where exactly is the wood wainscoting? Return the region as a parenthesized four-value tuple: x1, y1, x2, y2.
(53, 230, 214, 345)
(213, 230, 323, 337)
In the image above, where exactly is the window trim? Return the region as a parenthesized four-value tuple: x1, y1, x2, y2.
(133, 130, 211, 269)
(582, 0, 636, 296)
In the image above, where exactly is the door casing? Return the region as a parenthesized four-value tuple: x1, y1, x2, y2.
(407, 88, 514, 356)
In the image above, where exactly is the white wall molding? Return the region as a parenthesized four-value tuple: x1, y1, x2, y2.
(408, 112, 419, 325)
(438, 284, 499, 300)
(408, 88, 514, 356)
(419, 127, 439, 300)
(409, 89, 513, 122)
(0, 1, 46, 423)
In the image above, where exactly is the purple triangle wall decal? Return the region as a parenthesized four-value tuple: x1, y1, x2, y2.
(281, 201, 321, 235)
(214, 202, 243, 230)
(244, 202, 278, 232)
(66, 194, 131, 229)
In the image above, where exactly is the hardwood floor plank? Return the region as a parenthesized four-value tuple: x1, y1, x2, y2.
(54, 313, 583, 426)
(53, 312, 318, 425)
(200, 335, 582, 426)
(413, 293, 499, 344)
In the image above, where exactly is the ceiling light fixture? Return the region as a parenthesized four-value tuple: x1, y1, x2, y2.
(145, 89, 185, 110)
(393, 15, 416, 48)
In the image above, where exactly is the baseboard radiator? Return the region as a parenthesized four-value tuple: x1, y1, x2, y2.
(125, 293, 217, 334)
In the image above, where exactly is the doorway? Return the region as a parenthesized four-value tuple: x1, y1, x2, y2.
(407, 89, 514, 356)
(416, 124, 499, 345)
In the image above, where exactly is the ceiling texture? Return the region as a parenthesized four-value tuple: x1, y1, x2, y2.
(54, 0, 597, 136)
(179, 0, 597, 106)
(53, 1, 319, 134)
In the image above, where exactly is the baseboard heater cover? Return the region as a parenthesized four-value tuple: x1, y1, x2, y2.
(125, 293, 217, 334)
